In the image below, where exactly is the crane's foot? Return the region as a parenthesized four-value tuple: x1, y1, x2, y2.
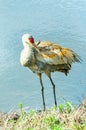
(43, 106, 46, 111)
(55, 104, 57, 110)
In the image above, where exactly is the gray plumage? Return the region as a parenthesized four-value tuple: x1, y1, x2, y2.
(20, 34, 81, 111)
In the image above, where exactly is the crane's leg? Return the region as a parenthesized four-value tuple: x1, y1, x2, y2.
(49, 76, 57, 108)
(38, 74, 46, 111)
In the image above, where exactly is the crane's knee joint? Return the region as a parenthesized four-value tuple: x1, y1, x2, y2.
(41, 87, 44, 92)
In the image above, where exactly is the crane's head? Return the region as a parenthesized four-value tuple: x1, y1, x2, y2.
(22, 34, 34, 45)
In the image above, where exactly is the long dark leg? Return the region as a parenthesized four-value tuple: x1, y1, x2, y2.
(38, 74, 46, 111)
(49, 76, 57, 108)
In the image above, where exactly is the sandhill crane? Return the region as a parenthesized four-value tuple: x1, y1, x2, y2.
(20, 34, 81, 111)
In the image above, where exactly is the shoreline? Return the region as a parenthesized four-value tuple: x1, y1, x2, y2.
(0, 100, 86, 130)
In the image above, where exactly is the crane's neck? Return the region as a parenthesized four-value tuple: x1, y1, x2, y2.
(23, 41, 34, 51)
(20, 41, 35, 67)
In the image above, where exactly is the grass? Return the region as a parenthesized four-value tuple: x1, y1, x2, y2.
(0, 100, 86, 130)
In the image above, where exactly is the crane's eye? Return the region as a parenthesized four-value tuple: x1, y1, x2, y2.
(28, 37, 34, 44)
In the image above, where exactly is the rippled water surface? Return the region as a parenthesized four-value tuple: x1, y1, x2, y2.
(0, 0, 86, 111)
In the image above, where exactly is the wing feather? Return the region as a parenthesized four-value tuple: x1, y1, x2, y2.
(35, 41, 81, 65)
(36, 41, 68, 65)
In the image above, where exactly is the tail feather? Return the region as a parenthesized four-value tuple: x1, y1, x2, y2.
(72, 51, 82, 63)
(61, 48, 82, 64)
(57, 48, 82, 75)
(57, 69, 69, 76)
(56, 64, 71, 76)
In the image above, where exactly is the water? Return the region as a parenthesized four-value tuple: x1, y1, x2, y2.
(0, 0, 86, 112)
